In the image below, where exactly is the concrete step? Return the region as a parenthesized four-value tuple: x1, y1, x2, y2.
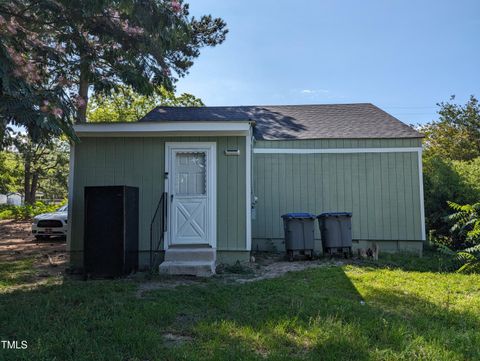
(159, 260, 215, 277)
(164, 247, 216, 262)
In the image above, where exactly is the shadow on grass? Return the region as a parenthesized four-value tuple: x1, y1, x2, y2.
(0, 261, 478, 360)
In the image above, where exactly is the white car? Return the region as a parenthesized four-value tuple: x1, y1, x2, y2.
(32, 205, 68, 240)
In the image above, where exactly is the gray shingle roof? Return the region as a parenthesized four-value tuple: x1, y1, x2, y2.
(140, 103, 422, 140)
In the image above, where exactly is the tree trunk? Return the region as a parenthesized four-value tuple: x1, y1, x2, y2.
(29, 172, 39, 204)
(24, 157, 32, 204)
(77, 61, 90, 124)
(23, 151, 41, 205)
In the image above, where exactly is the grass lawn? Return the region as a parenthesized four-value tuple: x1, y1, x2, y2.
(0, 253, 479, 360)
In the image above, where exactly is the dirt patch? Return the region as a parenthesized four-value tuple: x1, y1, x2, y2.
(162, 332, 193, 347)
(234, 255, 347, 284)
(136, 254, 347, 297)
(0, 220, 67, 285)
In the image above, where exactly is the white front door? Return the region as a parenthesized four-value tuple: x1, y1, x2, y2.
(166, 143, 216, 247)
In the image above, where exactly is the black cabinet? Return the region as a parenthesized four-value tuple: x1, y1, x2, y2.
(84, 186, 139, 277)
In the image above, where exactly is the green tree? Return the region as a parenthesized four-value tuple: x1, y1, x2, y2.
(421, 95, 480, 161)
(422, 154, 478, 236)
(452, 158, 480, 195)
(87, 86, 203, 122)
(0, 1, 227, 143)
(0, 150, 22, 194)
(12, 134, 69, 204)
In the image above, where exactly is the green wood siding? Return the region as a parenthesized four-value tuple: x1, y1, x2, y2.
(70, 136, 247, 267)
(252, 138, 423, 241)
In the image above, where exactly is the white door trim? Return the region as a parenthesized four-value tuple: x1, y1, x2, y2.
(164, 142, 217, 249)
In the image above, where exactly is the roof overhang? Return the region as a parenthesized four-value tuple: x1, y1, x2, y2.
(74, 121, 252, 137)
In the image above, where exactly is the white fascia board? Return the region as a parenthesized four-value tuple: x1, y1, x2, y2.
(253, 147, 422, 154)
(74, 121, 251, 137)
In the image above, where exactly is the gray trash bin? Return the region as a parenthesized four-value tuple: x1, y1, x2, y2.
(317, 212, 352, 256)
(281, 213, 316, 261)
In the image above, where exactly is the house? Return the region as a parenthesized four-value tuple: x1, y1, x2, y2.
(68, 103, 424, 276)
(6, 192, 23, 206)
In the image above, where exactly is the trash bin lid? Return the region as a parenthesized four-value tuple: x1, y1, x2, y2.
(317, 212, 352, 218)
(281, 212, 316, 219)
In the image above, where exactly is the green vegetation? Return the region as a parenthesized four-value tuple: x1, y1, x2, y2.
(0, 201, 65, 220)
(0, 1, 227, 141)
(0, 258, 36, 290)
(422, 95, 480, 272)
(447, 201, 480, 245)
(0, 135, 69, 204)
(421, 95, 480, 241)
(421, 95, 480, 161)
(0, 254, 478, 360)
(87, 85, 204, 123)
(0, 150, 21, 194)
(435, 202, 480, 274)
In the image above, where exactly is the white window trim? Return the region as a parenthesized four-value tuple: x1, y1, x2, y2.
(254, 146, 426, 241)
(164, 142, 217, 249)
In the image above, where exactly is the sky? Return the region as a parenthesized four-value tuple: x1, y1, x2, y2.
(176, 0, 480, 125)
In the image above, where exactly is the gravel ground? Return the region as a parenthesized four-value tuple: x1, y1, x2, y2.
(0, 220, 67, 280)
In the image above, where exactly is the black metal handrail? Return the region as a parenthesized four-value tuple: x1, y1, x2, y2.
(149, 192, 167, 269)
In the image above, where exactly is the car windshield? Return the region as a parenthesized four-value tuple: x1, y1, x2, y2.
(57, 205, 68, 212)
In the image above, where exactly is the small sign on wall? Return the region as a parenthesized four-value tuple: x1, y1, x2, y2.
(224, 149, 240, 156)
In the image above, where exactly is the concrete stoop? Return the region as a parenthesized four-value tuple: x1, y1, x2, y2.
(159, 247, 216, 277)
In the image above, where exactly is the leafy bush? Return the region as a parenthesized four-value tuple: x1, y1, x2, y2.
(434, 201, 480, 273)
(447, 201, 480, 246)
(423, 155, 479, 236)
(0, 201, 66, 221)
(452, 158, 480, 194)
(437, 243, 480, 274)
(456, 245, 480, 273)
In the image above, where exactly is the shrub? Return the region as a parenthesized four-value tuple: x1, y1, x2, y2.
(0, 201, 66, 221)
(447, 201, 480, 247)
(434, 201, 480, 273)
(423, 155, 480, 238)
(437, 243, 480, 274)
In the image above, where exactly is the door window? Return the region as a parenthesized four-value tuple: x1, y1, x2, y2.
(175, 152, 206, 195)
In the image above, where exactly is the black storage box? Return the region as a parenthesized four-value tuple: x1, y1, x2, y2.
(84, 186, 139, 277)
